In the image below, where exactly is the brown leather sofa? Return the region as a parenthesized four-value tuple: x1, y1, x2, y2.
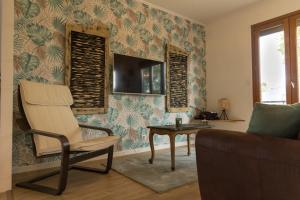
(195, 129, 300, 200)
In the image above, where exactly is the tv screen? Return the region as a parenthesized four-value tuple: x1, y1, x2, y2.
(113, 54, 165, 95)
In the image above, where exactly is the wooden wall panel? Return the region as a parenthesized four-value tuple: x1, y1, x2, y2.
(65, 23, 109, 114)
(166, 45, 189, 112)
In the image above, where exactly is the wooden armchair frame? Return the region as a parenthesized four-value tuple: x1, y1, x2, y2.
(16, 87, 115, 195)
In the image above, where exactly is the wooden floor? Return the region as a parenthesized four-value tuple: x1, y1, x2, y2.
(12, 164, 201, 200)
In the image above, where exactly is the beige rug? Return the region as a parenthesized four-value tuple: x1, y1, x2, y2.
(112, 146, 198, 193)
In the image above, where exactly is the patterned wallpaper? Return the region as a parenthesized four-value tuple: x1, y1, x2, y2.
(13, 0, 206, 167)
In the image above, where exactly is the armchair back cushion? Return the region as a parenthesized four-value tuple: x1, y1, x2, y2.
(20, 80, 82, 156)
(247, 103, 300, 139)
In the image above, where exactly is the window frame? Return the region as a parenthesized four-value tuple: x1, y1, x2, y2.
(251, 10, 300, 105)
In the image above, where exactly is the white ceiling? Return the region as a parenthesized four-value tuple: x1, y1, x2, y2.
(143, 0, 263, 23)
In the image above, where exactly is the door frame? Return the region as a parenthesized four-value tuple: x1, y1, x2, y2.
(0, 0, 14, 193)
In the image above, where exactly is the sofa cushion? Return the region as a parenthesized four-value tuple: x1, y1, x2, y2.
(247, 103, 300, 139)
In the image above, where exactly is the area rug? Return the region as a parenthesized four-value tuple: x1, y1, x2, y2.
(112, 146, 198, 193)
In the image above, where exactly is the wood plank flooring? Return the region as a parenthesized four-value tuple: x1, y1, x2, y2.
(12, 163, 201, 200)
(0, 191, 14, 200)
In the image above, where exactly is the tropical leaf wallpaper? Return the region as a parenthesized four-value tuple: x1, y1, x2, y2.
(13, 0, 206, 167)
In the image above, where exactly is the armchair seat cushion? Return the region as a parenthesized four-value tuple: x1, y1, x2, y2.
(71, 136, 120, 152)
(37, 136, 120, 156)
(20, 80, 82, 156)
(19, 80, 120, 157)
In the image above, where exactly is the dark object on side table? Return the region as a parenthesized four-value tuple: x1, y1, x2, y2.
(194, 111, 219, 120)
(175, 118, 182, 127)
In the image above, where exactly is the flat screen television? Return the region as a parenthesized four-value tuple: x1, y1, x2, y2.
(113, 54, 165, 95)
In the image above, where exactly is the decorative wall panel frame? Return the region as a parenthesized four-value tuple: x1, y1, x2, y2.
(166, 44, 189, 113)
(65, 23, 109, 114)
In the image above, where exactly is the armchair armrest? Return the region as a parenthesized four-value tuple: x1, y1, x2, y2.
(196, 129, 300, 164)
(29, 129, 70, 151)
(79, 124, 113, 136)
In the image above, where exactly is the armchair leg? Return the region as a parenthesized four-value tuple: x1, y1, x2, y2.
(72, 146, 114, 174)
(16, 149, 70, 195)
(56, 149, 70, 195)
(105, 145, 114, 173)
(16, 146, 114, 195)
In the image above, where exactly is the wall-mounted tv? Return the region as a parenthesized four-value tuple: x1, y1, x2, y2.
(113, 54, 165, 95)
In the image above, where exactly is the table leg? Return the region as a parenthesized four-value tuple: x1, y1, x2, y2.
(187, 134, 191, 156)
(169, 134, 176, 171)
(148, 130, 155, 164)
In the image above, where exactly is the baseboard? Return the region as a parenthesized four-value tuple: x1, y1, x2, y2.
(13, 141, 192, 174)
(0, 190, 13, 200)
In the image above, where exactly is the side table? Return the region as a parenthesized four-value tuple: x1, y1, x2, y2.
(147, 124, 211, 170)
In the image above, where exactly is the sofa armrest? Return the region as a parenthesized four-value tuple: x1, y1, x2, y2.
(196, 129, 300, 164)
(196, 129, 300, 200)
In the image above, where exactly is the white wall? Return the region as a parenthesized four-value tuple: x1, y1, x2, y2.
(206, 0, 300, 132)
(0, 0, 14, 193)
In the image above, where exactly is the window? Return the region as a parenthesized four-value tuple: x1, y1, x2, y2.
(252, 11, 300, 104)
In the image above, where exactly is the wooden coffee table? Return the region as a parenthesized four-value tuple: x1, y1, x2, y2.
(147, 124, 211, 171)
